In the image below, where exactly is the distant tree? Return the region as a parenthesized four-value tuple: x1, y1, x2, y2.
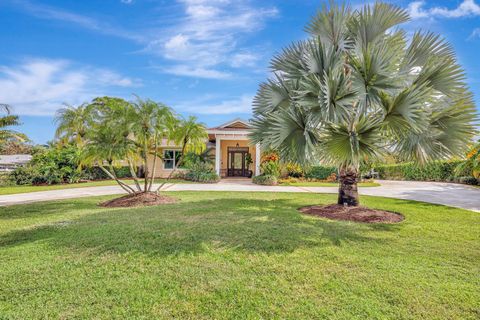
(54, 103, 94, 147)
(250, 2, 478, 206)
(0, 104, 28, 151)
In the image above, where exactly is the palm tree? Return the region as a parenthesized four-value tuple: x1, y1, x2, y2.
(54, 103, 94, 147)
(129, 96, 178, 192)
(81, 96, 183, 195)
(0, 104, 27, 148)
(250, 2, 478, 206)
(156, 116, 208, 192)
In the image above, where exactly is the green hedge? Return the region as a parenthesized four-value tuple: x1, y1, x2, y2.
(375, 161, 468, 182)
(305, 166, 337, 180)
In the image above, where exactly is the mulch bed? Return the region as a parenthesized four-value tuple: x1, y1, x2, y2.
(99, 192, 177, 208)
(299, 204, 404, 224)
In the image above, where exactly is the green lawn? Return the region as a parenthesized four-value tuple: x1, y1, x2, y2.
(0, 192, 478, 319)
(0, 178, 188, 195)
(279, 181, 381, 187)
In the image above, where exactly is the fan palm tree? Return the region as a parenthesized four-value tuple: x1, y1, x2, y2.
(250, 2, 478, 206)
(54, 103, 94, 147)
(0, 104, 27, 148)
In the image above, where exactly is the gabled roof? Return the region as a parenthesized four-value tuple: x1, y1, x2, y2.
(208, 118, 251, 132)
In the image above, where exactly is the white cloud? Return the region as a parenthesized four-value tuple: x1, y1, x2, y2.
(176, 95, 253, 114)
(162, 65, 231, 79)
(230, 53, 259, 68)
(0, 59, 140, 116)
(9, 0, 143, 41)
(146, 0, 278, 79)
(408, 0, 480, 19)
(470, 28, 480, 39)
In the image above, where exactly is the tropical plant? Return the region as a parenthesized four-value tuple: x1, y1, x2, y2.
(0, 104, 27, 148)
(80, 96, 180, 194)
(9, 145, 82, 185)
(54, 103, 95, 147)
(250, 2, 478, 206)
(456, 141, 480, 179)
(76, 96, 207, 195)
(156, 116, 208, 192)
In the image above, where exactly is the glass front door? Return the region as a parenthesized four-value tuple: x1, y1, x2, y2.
(227, 147, 250, 177)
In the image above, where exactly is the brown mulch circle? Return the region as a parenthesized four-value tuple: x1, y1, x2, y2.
(299, 204, 404, 224)
(99, 192, 177, 208)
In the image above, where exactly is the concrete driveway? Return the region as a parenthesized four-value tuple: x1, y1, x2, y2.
(0, 180, 479, 212)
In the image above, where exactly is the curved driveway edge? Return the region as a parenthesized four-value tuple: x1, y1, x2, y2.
(0, 180, 479, 212)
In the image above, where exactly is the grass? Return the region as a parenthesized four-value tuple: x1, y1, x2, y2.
(0, 178, 188, 195)
(279, 181, 381, 187)
(0, 192, 479, 319)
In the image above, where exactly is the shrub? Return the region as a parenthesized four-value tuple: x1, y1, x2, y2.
(305, 166, 337, 180)
(82, 166, 132, 180)
(8, 165, 38, 185)
(326, 173, 337, 182)
(7, 145, 132, 185)
(285, 162, 304, 178)
(261, 161, 280, 178)
(185, 162, 219, 183)
(457, 176, 479, 185)
(253, 174, 278, 185)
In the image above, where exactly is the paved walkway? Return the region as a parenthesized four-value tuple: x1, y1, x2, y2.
(0, 180, 479, 212)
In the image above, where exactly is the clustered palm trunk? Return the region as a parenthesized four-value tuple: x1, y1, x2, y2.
(249, 1, 478, 207)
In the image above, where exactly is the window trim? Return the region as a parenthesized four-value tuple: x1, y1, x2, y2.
(163, 149, 182, 170)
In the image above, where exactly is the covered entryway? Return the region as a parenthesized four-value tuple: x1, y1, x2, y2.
(207, 118, 261, 179)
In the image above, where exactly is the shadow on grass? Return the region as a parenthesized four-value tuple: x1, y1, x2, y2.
(0, 197, 399, 256)
(0, 200, 100, 220)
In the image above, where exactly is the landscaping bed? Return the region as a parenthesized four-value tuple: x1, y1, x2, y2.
(99, 192, 176, 207)
(299, 204, 404, 223)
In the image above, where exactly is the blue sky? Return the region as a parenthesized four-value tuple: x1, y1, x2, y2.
(1, 0, 480, 144)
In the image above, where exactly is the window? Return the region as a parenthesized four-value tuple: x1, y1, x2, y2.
(163, 150, 183, 169)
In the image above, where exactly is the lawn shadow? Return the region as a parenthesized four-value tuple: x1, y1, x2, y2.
(0, 200, 100, 220)
(0, 196, 401, 256)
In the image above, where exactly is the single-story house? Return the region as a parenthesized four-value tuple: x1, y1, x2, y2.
(148, 118, 261, 179)
(0, 154, 33, 172)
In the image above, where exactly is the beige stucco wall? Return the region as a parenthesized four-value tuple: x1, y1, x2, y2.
(146, 148, 185, 178)
(145, 139, 258, 178)
(219, 140, 257, 176)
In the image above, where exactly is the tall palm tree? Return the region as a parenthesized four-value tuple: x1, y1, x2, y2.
(250, 2, 478, 206)
(130, 96, 177, 192)
(54, 103, 94, 147)
(0, 104, 27, 148)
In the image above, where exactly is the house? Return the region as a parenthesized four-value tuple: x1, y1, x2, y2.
(0, 154, 32, 172)
(148, 118, 260, 179)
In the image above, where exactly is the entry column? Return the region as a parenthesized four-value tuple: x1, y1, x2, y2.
(215, 138, 221, 176)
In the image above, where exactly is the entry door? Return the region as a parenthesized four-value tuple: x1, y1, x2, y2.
(227, 147, 249, 177)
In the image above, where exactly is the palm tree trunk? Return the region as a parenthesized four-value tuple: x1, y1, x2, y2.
(99, 165, 135, 194)
(337, 165, 360, 206)
(127, 159, 142, 192)
(142, 147, 149, 193)
(148, 137, 158, 192)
